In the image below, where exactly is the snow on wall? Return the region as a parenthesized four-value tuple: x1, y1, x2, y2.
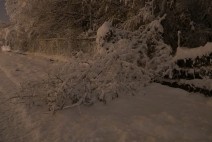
(175, 42, 212, 60)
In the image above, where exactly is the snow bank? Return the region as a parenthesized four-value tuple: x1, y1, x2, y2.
(1, 45, 11, 52)
(175, 42, 212, 60)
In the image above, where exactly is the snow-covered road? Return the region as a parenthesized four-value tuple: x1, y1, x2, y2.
(0, 52, 59, 142)
(0, 52, 212, 142)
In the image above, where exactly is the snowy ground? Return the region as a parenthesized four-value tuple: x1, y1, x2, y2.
(0, 52, 212, 142)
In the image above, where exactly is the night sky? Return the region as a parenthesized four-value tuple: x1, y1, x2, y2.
(0, 0, 9, 22)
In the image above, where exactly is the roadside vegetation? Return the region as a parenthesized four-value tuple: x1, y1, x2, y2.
(1, 0, 211, 111)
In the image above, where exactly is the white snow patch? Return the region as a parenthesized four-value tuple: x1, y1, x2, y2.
(96, 21, 113, 47)
(1, 45, 11, 52)
(175, 42, 212, 60)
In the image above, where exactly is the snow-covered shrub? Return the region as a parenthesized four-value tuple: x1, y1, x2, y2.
(97, 15, 172, 77)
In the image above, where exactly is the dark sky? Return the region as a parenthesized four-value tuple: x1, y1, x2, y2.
(0, 0, 9, 22)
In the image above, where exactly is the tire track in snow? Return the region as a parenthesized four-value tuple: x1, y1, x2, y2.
(0, 64, 20, 87)
(0, 55, 42, 142)
(0, 52, 62, 142)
